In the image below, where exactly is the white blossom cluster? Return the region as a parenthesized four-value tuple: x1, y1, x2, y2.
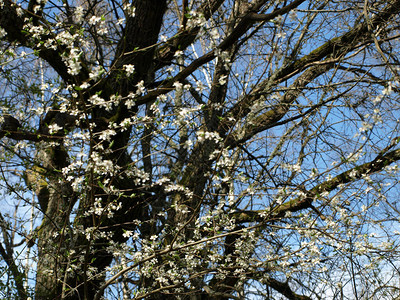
(0, 27, 6, 38)
(84, 197, 122, 219)
(196, 130, 222, 143)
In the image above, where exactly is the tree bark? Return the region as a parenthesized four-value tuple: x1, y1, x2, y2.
(32, 145, 75, 299)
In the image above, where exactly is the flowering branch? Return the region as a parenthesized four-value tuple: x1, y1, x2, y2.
(235, 147, 400, 223)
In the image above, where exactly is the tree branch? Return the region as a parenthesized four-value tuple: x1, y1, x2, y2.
(0, 0, 83, 82)
(234, 147, 400, 223)
(154, 0, 226, 70)
(266, 277, 312, 300)
(130, 0, 307, 108)
(225, 59, 337, 147)
(0, 214, 27, 300)
(222, 0, 400, 133)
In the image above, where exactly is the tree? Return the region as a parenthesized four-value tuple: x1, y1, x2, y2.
(1, 0, 400, 298)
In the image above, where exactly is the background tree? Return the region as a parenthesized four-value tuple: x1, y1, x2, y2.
(1, 0, 400, 299)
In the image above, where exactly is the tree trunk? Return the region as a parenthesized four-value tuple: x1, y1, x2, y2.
(31, 145, 75, 299)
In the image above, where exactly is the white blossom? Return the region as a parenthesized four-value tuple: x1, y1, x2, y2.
(74, 6, 85, 23)
(218, 75, 228, 85)
(173, 81, 183, 91)
(0, 27, 6, 38)
(123, 64, 135, 76)
(89, 16, 102, 25)
(196, 130, 221, 143)
(64, 48, 82, 75)
(122, 230, 133, 238)
(123, 3, 136, 17)
(136, 80, 145, 95)
(174, 50, 184, 57)
(89, 66, 105, 80)
(48, 123, 63, 134)
(98, 129, 116, 141)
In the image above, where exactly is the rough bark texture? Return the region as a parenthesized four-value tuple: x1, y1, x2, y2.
(30, 145, 74, 299)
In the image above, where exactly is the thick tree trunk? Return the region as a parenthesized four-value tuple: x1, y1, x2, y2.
(35, 183, 72, 299)
(31, 145, 74, 299)
(35, 1, 168, 299)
